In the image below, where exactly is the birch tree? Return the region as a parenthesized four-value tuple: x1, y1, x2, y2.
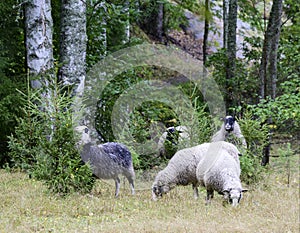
(123, 0, 130, 43)
(59, 0, 87, 99)
(24, 0, 54, 88)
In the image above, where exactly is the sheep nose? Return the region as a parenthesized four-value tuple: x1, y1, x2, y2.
(231, 199, 239, 207)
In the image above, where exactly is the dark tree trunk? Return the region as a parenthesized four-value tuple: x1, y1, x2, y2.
(223, 0, 229, 49)
(138, 0, 164, 41)
(225, 0, 237, 112)
(269, 1, 282, 99)
(203, 0, 210, 65)
(259, 0, 283, 166)
(156, 3, 164, 42)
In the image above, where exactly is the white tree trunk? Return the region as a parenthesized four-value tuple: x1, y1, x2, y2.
(123, 0, 130, 44)
(100, 2, 107, 57)
(24, 0, 54, 88)
(59, 0, 87, 98)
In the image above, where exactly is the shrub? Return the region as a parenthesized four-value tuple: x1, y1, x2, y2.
(8, 80, 95, 195)
(237, 112, 269, 184)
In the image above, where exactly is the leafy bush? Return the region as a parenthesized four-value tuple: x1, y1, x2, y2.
(96, 65, 213, 169)
(247, 78, 300, 138)
(206, 49, 258, 108)
(8, 81, 95, 195)
(237, 112, 269, 184)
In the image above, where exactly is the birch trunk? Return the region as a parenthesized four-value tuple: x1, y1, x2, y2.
(59, 0, 87, 98)
(24, 0, 54, 88)
(123, 0, 130, 44)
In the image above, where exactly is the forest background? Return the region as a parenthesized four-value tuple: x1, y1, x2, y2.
(0, 0, 299, 232)
(0, 0, 299, 194)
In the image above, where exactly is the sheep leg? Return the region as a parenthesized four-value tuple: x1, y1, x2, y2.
(192, 184, 199, 199)
(115, 177, 120, 197)
(127, 176, 135, 195)
(205, 189, 214, 205)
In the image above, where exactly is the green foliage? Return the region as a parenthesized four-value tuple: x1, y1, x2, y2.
(8, 80, 95, 195)
(138, 0, 189, 35)
(0, 76, 26, 165)
(206, 49, 258, 107)
(247, 78, 300, 137)
(0, 0, 27, 165)
(96, 65, 212, 169)
(238, 0, 266, 32)
(237, 112, 269, 184)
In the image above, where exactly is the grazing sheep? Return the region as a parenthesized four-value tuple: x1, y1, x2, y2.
(196, 141, 247, 206)
(157, 125, 190, 158)
(152, 143, 210, 201)
(211, 116, 247, 148)
(75, 126, 135, 197)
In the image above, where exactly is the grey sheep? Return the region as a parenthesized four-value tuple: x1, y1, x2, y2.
(211, 116, 247, 148)
(152, 143, 210, 201)
(75, 126, 135, 197)
(196, 141, 247, 206)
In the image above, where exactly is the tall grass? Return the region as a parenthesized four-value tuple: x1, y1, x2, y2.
(0, 151, 299, 233)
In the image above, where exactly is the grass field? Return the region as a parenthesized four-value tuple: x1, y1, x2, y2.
(0, 151, 299, 232)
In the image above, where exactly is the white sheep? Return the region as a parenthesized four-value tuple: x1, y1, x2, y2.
(211, 116, 247, 148)
(196, 141, 247, 206)
(75, 126, 135, 197)
(157, 125, 190, 158)
(152, 142, 212, 200)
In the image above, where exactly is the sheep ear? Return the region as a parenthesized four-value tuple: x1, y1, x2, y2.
(222, 190, 230, 194)
(238, 153, 243, 157)
(222, 190, 230, 199)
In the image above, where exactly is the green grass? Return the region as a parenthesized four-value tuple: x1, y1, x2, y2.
(0, 154, 299, 233)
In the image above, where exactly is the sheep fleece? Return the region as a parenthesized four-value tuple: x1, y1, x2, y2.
(153, 143, 210, 190)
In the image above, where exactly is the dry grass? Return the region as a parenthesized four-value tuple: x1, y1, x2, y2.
(0, 154, 299, 233)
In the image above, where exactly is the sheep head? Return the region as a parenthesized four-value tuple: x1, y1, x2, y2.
(222, 188, 248, 207)
(74, 125, 91, 145)
(224, 116, 235, 132)
(151, 183, 171, 201)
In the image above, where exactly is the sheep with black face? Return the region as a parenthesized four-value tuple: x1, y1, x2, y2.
(75, 126, 135, 197)
(211, 116, 247, 148)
